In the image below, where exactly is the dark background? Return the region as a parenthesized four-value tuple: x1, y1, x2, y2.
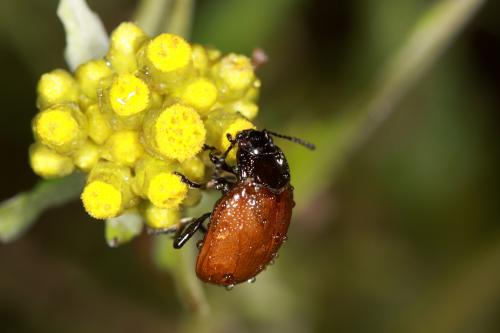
(0, 0, 499, 332)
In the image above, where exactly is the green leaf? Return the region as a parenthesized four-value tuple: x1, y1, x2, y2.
(105, 211, 143, 247)
(153, 236, 209, 316)
(0, 173, 85, 243)
(57, 0, 109, 71)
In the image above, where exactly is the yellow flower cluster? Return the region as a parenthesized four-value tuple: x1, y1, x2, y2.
(30, 22, 260, 229)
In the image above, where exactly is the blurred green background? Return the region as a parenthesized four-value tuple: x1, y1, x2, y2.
(1, 0, 500, 332)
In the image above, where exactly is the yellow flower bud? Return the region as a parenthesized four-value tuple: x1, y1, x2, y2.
(73, 141, 100, 172)
(138, 33, 193, 90)
(82, 181, 122, 219)
(147, 172, 188, 208)
(75, 59, 113, 100)
(133, 155, 176, 195)
(102, 130, 144, 167)
(29, 143, 74, 178)
(244, 80, 261, 102)
(132, 155, 187, 208)
(179, 156, 205, 182)
(33, 103, 87, 154)
(146, 33, 192, 73)
(226, 100, 259, 120)
(143, 103, 206, 161)
(85, 104, 112, 145)
(191, 44, 209, 74)
(142, 203, 180, 229)
(107, 22, 148, 74)
(206, 47, 222, 62)
(180, 78, 218, 114)
(37, 69, 79, 109)
(82, 162, 136, 219)
(212, 54, 255, 101)
(108, 74, 150, 117)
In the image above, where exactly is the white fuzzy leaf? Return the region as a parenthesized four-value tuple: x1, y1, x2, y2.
(57, 0, 109, 70)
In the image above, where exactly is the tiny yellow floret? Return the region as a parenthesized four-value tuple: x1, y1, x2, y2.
(110, 22, 147, 54)
(109, 74, 150, 117)
(143, 203, 180, 229)
(215, 54, 254, 93)
(182, 78, 218, 113)
(86, 104, 112, 145)
(75, 59, 113, 99)
(37, 69, 79, 109)
(82, 180, 123, 219)
(29, 143, 74, 178)
(229, 100, 259, 120)
(103, 130, 144, 166)
(34, 105, 80, 150)
(180, 157, 205, 182)
(147, 33, 192, 73)
(147, 172, 188, 208)
(152, 104, 206, 161)
(73, 141, 100, 172)
(191, 44, 209, 74)
(107, 22, 147, 73)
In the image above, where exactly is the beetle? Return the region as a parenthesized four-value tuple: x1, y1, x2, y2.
(170, 129, 315, 287)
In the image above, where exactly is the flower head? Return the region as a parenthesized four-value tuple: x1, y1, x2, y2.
(29, 22, 262, 229)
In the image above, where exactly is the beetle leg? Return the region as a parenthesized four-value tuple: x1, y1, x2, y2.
(202, 144, 217, 151)
(209, 152, 236, 175)
(146, 216, 196, 235)
(204, 144, 236, 175)
(207, 177, 233, 194)
(146, 225, 178, 235)
(174, 172, 204, 189)
(173, 212, 211, 249)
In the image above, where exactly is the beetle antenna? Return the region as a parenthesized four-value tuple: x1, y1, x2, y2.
(265, 130, 316, 150)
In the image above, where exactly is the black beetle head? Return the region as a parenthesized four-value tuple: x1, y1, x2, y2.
(235, 129, 274, 155)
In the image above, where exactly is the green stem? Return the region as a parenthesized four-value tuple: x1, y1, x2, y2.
(161, 0, 195, 38)
(358, 0, 486, 145)
(153, 236, 210, 318)
(0, 173, 85, 242)
(175, 244, 210, 317)
(134, 0, 195, 38)
(134, 0, 172, 36)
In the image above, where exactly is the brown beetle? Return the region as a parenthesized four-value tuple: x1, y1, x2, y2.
(172, 129, 315, 287)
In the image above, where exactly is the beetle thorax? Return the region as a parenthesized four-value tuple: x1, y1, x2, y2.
(235, 130, 290, 190)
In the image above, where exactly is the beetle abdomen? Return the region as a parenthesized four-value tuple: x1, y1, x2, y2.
(196, 181, 293, 285)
